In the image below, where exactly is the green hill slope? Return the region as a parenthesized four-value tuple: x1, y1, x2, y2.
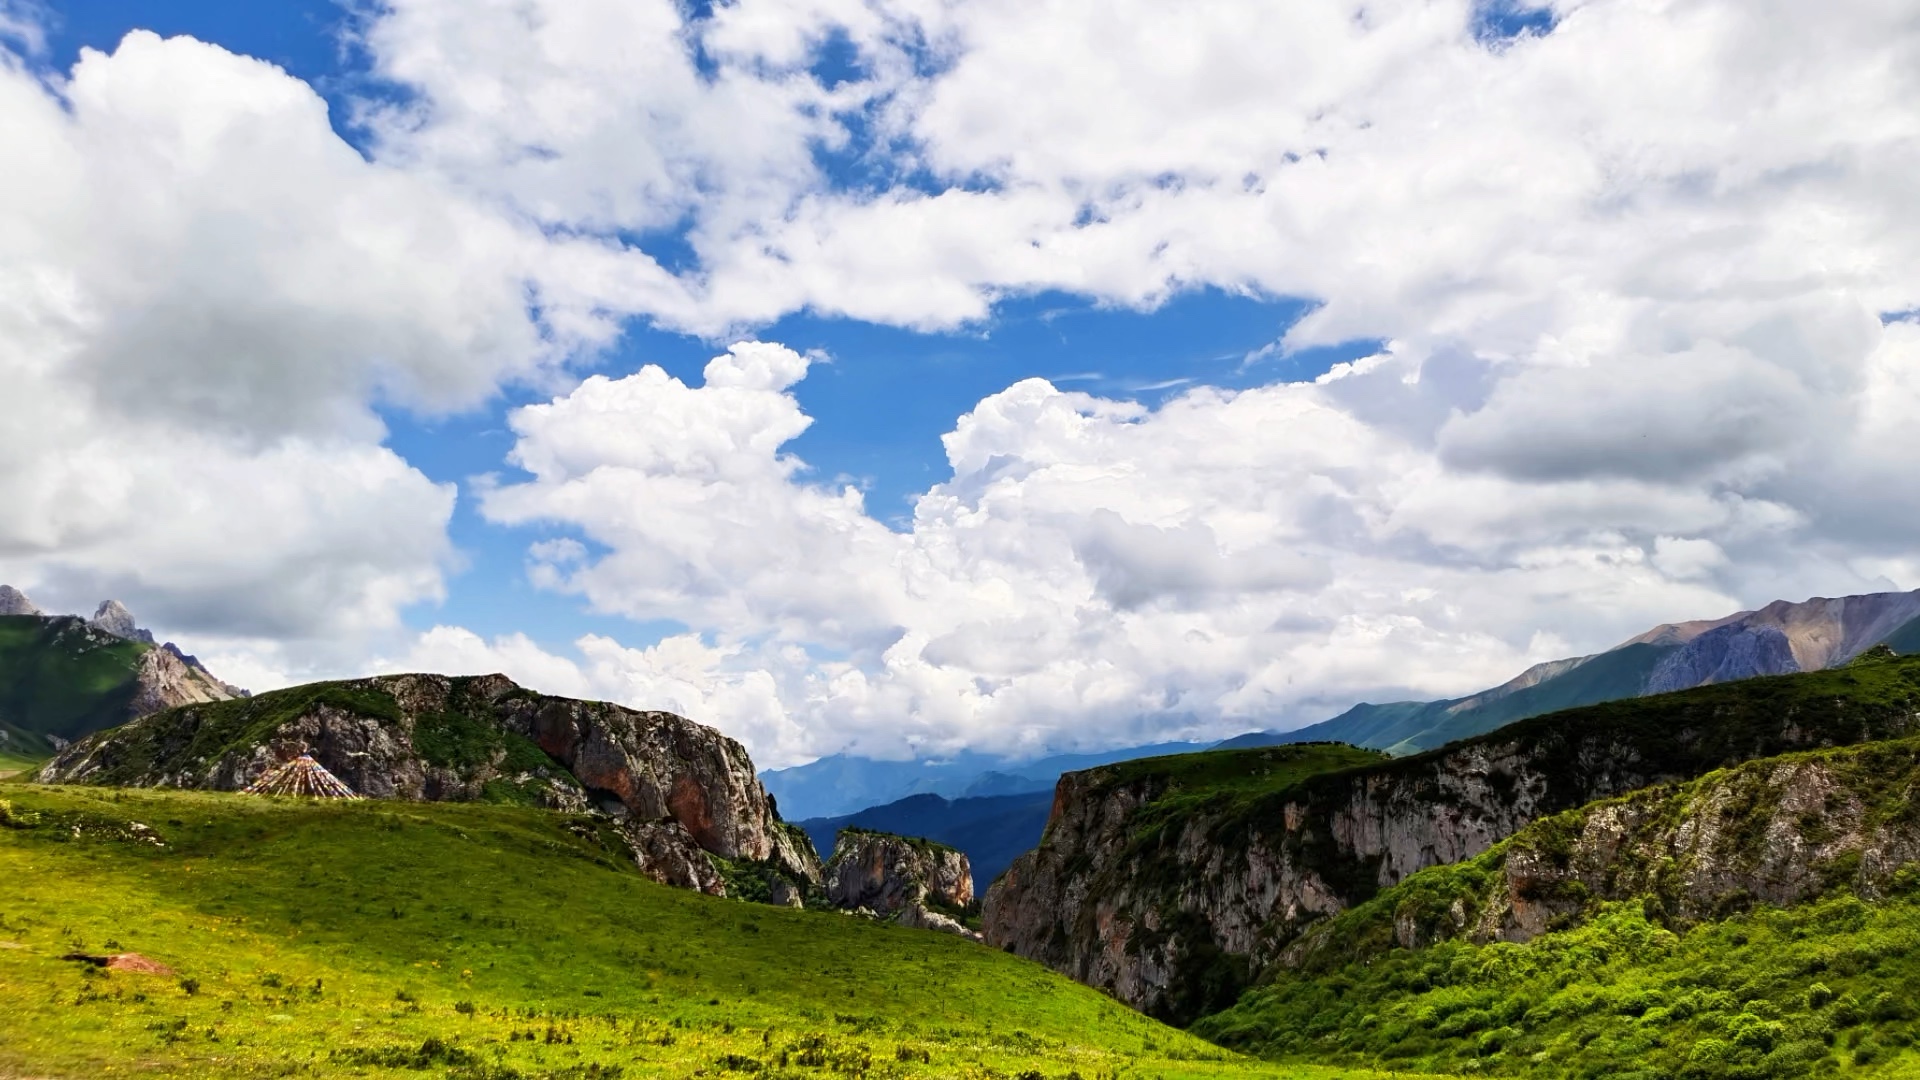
(0, 614, 148, 754)
(1194, 735, 1920, 1078)
(0, 784, 1409, 1080)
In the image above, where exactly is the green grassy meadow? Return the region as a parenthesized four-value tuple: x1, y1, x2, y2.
(0, 748, 46, 778)
(0, 784, 1428, 1080)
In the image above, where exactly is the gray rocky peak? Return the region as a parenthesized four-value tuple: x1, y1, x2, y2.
(0, 585, 41, 616)
(88, 600, 155, 644)
(127, 644, 243, 718)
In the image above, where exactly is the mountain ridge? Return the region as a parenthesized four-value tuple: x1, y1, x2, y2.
(0, 586, 244, 757)
(1240, 588, 1920, 754)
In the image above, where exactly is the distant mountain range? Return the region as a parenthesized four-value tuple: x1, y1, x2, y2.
(761, 741, 1212, 820)
(1233, 588, 1920, 754)
(0, 586, 243, 757)
(769, 589, 1920, 852)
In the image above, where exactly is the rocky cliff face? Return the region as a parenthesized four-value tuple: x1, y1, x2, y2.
(127, 644, 243, 717)
(824, 828, 980, 939)
(983, 657, 1920, 1023)
(825, 829, 973, 914)
(1286, 735, 1920, 965)
(36, 672, 822, 893)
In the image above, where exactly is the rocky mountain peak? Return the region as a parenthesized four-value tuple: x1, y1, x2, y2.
(0, 584, 41, 616)
(87, 600, 155, 644)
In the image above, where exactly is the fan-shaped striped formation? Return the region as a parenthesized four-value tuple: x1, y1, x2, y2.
(242, 754, 362, 799)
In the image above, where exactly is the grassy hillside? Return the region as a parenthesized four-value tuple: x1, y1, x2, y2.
(1201, 894, 1920, 1078)
(1269, 644, 1680, 755)
(0, 783, 1413, 1080)
(1194, 736, 1920, 1078)
(0, 747, 47, 778)
(47, 679, 423, 787)
(0, 614, 146, 753)
(1879, 614, 1920, 657)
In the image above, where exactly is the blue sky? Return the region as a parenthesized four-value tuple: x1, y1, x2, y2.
(5, 0, 1915, 765)
(44, 2, 1377, 651)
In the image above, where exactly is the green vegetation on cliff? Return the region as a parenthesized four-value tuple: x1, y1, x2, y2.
(1200, 893, 1920, 1078)
(0, 783, 1411, 1080)
(1194, 734, 1920, 1078)
(1086, 741, 1388, 838)
(0, 614, 148, 753)
(62, 680, 410, 786)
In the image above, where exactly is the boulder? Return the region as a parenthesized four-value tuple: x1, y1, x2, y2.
(895, 900, 982, 941)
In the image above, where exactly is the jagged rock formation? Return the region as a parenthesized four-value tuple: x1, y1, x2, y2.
(36, 672, 822, 895)
(87, 600, 155, 645)
(0, 585, 41, 616)
(825, 828, 973, 915)
(128, 644, 243, 716)
(983, 657, 1920, 1022)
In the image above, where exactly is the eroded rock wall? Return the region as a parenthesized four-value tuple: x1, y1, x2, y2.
(824, 829, 973, 914)
(984, 689, 1920, 1022)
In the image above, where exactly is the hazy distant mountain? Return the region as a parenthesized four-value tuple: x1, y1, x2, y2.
(1228, 589, 1920, 754)
(797, 789, 1056, 889)
(760, 741, 1210, 820)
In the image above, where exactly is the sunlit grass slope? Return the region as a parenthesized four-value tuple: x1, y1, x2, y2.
(0, 748, 46, 778)
(0, 785, 1433, 1080)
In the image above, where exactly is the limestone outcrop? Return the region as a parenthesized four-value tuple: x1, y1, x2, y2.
(894, 899, 981, 940)
(127, 644, 243, 718)
(617, 818, 728, 896)
(87, 600, 155, 645)
(825, 828, 972, 915)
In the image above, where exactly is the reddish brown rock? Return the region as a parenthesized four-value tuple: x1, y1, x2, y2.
(38, 672, 824, 893)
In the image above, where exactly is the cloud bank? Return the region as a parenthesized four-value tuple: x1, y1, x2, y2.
(3, 1, 1919, 763)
